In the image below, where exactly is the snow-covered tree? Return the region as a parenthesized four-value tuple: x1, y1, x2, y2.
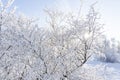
(96, 37, 120, 63)
(41, 5, 103, 79)
(0, 0, 106, 80)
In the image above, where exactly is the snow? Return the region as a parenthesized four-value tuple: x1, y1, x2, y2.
(84, 56, 120, 80)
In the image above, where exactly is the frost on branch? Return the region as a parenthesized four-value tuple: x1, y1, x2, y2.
(0, 1, 105, 80)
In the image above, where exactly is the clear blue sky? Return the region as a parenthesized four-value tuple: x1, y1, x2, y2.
(3, 0, 120, 40)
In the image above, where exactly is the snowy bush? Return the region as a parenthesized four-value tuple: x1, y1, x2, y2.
(78, 64, 120, 80)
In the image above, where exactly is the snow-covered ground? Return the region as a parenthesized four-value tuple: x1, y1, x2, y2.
(83, 57, 120, 80)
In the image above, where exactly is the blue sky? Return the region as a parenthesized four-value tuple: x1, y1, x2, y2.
(3, 0, 120, 40)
